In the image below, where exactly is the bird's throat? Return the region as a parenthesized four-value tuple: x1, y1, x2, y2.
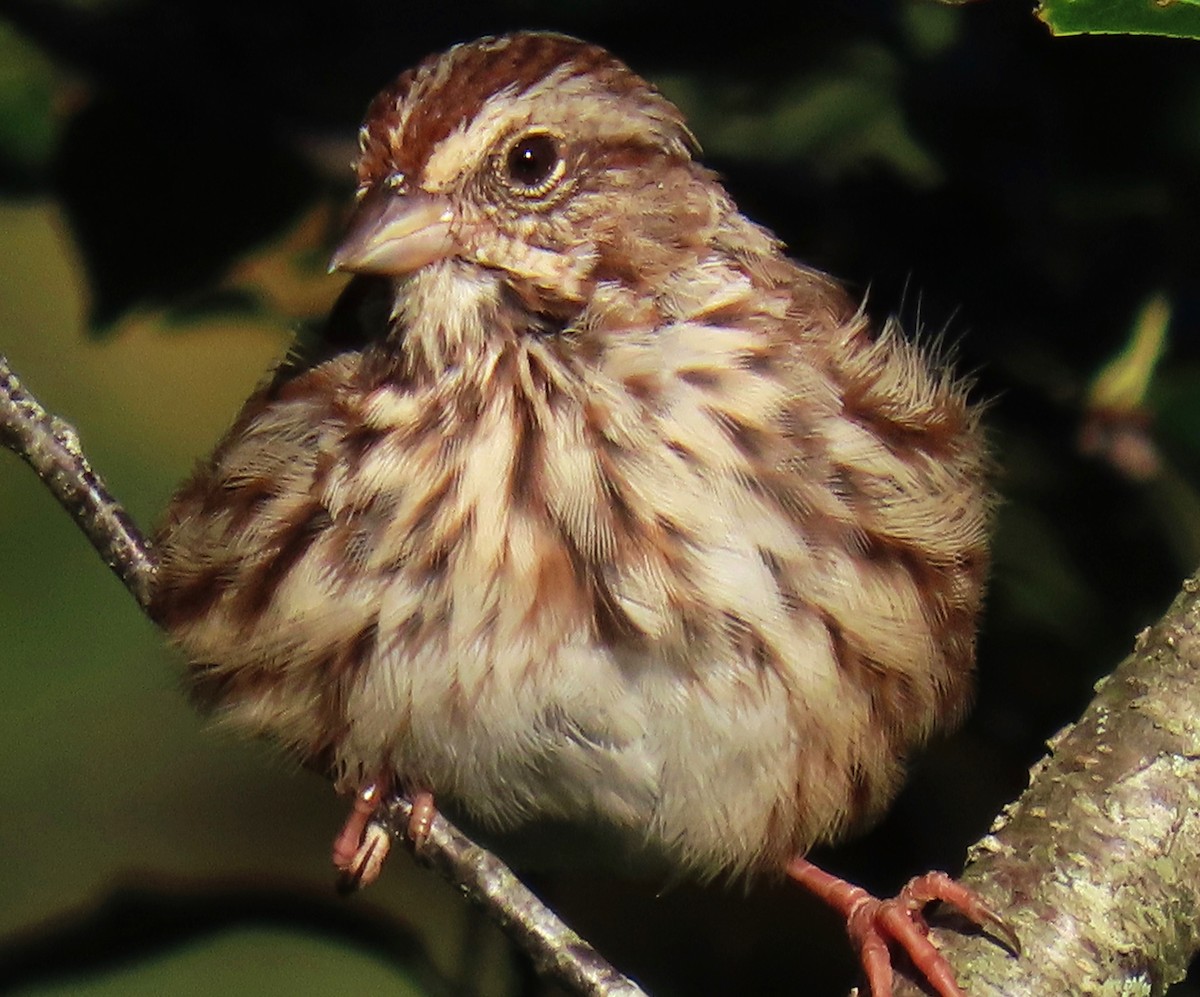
(391, 261, 512, 379)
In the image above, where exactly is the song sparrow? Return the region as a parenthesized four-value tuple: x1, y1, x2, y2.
(152, 32, 1005, 996)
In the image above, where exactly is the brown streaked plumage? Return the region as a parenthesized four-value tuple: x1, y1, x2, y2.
(152, 32, 1004, 997)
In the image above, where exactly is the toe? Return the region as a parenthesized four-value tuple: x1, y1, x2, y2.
(901, 872, 1020, 955)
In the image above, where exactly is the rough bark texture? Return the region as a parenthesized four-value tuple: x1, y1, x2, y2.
(0, 354, 156, 606)
(893, 573, 1200, 997)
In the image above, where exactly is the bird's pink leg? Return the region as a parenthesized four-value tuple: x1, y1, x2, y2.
(333, 781, 390, 887)
(785, 857, 1017, 997)
(332, 781, 439, 889)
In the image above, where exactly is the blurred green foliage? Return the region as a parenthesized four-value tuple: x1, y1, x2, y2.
(1, 1, 1199, 995)
(1039, 0, 1200, 39)
(0, 22, 62, 180)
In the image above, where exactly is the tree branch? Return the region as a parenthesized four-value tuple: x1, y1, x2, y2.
(0, 353, 647, 997)
(378, 795, 647, 997)
(0, 355, 155, 608)
(893, 573, 1200, 996)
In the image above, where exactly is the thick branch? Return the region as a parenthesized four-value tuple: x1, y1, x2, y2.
(0, 353, 646, 997)
(894, 573, 1200, 996)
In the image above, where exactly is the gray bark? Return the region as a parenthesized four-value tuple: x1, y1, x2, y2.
(894, 577, 1200, 996)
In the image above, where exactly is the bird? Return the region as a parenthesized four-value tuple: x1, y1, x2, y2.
(151, 31, 1007, 997)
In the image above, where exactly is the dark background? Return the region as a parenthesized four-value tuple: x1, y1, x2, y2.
(1, 1, 1198, 994)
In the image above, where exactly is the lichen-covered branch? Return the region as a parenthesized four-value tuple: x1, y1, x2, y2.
(0, 353, 646, 997)
(893, 573, 1200, 997)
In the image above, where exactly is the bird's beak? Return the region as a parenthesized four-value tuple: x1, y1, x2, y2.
(329, 188, 455, 275)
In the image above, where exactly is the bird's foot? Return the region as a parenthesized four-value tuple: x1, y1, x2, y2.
(404, 788, 437, 852)
(333, 781, 390, 890)
(785, 857, 1017, 997)
(333, 782, 438, 891)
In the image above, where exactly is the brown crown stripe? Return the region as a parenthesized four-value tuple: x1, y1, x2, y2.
(360, 34, 637, 185)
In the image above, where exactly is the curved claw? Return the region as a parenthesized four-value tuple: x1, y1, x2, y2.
(785, 857, 1017, 997)
(899, 870, 1021, 956)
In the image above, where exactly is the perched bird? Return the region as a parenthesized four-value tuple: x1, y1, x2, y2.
(152, 32, 1005, 996)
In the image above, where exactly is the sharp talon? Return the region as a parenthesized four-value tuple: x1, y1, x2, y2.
(786, 858, 1012, 997)
(974, 904, 1021, 956)
(903, 870, 1021, 956)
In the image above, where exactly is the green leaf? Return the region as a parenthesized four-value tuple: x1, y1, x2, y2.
(1038, 0, 1200, 39)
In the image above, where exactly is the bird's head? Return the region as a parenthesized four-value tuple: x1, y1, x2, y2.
(331, 33, 724, 326)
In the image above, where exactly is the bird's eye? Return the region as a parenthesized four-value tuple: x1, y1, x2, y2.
(501, 132, 564, 196)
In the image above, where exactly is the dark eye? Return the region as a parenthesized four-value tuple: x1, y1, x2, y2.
(502, 132, 563, 195)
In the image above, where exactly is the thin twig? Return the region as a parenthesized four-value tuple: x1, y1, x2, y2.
(0, 353, 646, 997)
(380, 796, 647, 997)
(0, 355, 156, 607)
